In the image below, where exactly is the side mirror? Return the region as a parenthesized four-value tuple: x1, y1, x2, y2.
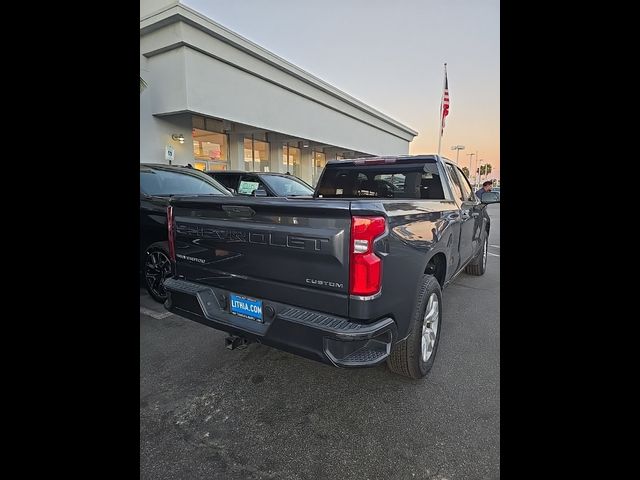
(480, 192, 500, 204)
(252, 188, 268, 197)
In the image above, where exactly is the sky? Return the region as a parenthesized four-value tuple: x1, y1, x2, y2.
(183, 0, 500, 179)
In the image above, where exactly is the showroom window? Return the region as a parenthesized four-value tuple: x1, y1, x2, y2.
(244, 136, 270, 172)
(312, 150, 326, 186)
(282, 143, 301, 177)
(192, 116, 229, 171)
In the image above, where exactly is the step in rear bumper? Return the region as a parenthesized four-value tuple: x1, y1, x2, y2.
(163, 277, 397, 367)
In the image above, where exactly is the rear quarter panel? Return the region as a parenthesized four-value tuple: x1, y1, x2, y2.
(349, 199, 461, 339)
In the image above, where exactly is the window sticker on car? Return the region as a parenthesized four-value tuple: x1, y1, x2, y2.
(238, 181, 260, 195)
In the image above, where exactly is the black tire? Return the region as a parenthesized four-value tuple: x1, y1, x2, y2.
(143, 246, 173, 303)
(387, 275, 443, 379)
(465, 234, 488, 276)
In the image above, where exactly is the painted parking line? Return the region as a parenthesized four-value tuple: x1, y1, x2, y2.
(140, 306, 173, 319)
(490, 245, 500, 248)
(488, 252, 500, 257)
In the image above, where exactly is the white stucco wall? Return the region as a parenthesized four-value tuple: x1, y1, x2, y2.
(140, 50, 193, 165)
(140, 2, 417, 163)
(140, 0, 175, 18)
(182, 47, 409, 156)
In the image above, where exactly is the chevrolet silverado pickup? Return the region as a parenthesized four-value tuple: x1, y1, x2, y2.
(163, 155, 499, 378)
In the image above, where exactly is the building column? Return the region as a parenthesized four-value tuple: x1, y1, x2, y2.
(267, 132, 284, 173)
(324, 147, 342, 160)
(228, 133, 245, 170)
(300, 147, 313, 185)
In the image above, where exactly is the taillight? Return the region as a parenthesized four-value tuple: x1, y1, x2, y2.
(349, 216, 386, 296)
(167, 205, 176, 262)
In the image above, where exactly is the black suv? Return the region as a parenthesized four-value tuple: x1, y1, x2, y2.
(206, 171, 314, 197)
(140, 164, 231, 302)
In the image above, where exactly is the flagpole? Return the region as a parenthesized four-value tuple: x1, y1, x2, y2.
(437, 63, 447, 156)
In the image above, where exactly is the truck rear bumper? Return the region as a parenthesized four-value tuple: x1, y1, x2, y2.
(163, 277, 396, 368)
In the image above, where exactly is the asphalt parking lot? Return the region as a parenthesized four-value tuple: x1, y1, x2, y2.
(140, 204, 500, 480)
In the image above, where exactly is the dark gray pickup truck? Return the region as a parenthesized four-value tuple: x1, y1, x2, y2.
(163, 155, 499, 378)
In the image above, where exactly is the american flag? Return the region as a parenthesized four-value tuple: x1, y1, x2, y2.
(441, 69, 449, 135)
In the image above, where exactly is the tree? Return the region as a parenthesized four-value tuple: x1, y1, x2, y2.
(462, 166, 470, 178)
(140, 76, 147, 94)
(479, 164, 492, 176)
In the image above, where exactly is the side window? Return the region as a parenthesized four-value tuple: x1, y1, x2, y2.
(139, 170, 227, 196)
(214, 174, 239, 191)
(445, 164, 464, 201)
(238, 175, 267, 195)
(454, 166, 474, 202)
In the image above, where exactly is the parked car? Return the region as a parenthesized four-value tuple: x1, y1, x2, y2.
(163, 155, 500, 378)
(206, 171, 314, 197)
(491, 187, 500, 200)
(139, 163, 231, 302)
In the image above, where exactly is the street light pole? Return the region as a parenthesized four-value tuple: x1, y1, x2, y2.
(450, 145, 465, 165)
(474, 152, 480, 189)
(474, 151, 479, 188)
(466, 152, 475, 180)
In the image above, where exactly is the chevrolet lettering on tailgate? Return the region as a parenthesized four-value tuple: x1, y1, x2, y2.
(176, 223, 330, 251)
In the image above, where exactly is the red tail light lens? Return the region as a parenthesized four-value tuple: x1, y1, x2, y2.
(349, 216, 386, 296)
(167, 205, 176, 262)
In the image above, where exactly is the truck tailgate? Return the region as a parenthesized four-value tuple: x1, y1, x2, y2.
(170, 196, 351, 317)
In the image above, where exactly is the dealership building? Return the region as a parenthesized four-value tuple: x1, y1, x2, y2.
(140, 1, 418, 186)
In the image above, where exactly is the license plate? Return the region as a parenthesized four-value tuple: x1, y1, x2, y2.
(229, 294, 263, 323)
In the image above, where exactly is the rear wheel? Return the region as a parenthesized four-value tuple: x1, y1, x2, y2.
(387, 275, 442, 379)
(465, 234, 488, 276)
(144, 247, 173, 303)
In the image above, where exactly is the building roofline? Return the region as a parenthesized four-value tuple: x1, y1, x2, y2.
(141, 2, 418, 138)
